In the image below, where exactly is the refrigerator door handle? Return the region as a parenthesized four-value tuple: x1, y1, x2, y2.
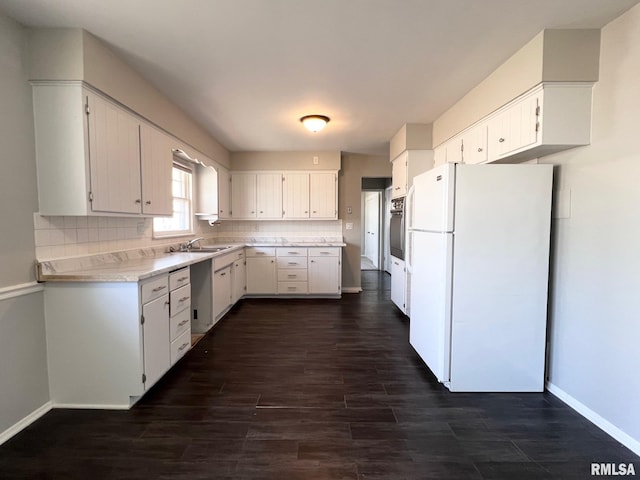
(405, 185, 416, 273)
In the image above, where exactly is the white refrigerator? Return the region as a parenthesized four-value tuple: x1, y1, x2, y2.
(407, 163, 553, 392)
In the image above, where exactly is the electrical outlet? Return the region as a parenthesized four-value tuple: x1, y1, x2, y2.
(136, 222, 145, 235)
(346, 222, 354, 230)
(347, 206, 352, 214)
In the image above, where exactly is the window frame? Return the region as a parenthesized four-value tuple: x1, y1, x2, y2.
(152, 162, 194, 239)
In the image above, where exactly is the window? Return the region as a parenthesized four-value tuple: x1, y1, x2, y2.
(153, 164, 193, 237)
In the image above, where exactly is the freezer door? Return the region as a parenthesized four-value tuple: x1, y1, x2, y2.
(409, 231, 453, 383)
(412, 163, 455, 233)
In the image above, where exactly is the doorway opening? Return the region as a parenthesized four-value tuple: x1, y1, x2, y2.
(361, 177, 392, 271)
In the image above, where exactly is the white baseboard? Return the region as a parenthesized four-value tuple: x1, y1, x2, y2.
(341, 287, 362, 293)
(52, 403, 130, 410)
(546, 381, 640, 456)
(0, 401, 52, 446)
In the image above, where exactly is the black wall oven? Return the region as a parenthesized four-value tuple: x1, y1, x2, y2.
(390, 197, 405, 260)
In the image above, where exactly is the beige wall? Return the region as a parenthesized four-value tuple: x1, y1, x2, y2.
(0, 13, 50, 437)
(433, 29, 601, 146)
(389, 123, 432, 160)
(231, 151, 341, 171)
(339, 153, 392, 290)
(27, 28, 230, 168)
(542, 4, 640, 450)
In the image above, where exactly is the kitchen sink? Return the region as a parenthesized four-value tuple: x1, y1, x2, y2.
(191, 245, 233, 253)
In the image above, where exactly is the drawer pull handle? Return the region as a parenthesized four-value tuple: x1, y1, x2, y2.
(319, 251, 330, 254)
(287, 287, 297, 290)
(176, 276, 189, 281)
(287, 262, 298, 265)
(287, 274, 297, 278)
(287, 252, 299, 254)
(178, 319, 189, 327)
(256, 252, 265, 255)
(179, 296, 190, 303)
(220, 272, 226, 276)
(178, 342, 189, 351)
(152, 285, 167, 292)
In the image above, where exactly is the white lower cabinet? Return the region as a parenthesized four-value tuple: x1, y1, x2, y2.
(308, 248, 341, 295)
(246, 247, 277, 294)
(232, 252, 246, 303)
(44, 268, 193, 409)
(213, 265, 232, 319)
(390, 256, 406, 314)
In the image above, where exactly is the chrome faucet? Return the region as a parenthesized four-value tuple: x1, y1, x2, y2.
(180, 237, 204, 252)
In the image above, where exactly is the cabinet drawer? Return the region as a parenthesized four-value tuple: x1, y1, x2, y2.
(170, 284, 191, 316)
(141, 275, 169, 304)
(170, 329, 191, 365)
(277, 282, 308, 294)
(276, 247, 308, 257)
(214, 252, 235, 271)
(246, 247, 275, 257)
(170, 307, 191, 342)
(277, 269, 308, 282)
(309, 247, 340, 257)
(169, 267, 190, 291)
(276, 257, 307, 269)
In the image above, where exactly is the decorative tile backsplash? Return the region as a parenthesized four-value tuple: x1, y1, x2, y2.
(33, 213, 342, 260)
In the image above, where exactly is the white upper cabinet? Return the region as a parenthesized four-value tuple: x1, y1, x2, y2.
(230, 173, 257, 219)
(195, 163, 219, 218)
(231, 172, 283, 219)
(256, 173, 283, 219)
(461, 123, 488, 165)
(392, 150, 433, 198)
(391, 151, 408, 198)
(310, 172, 338, 219)
(31, 83, 175, 216)
(283, 173, 310, 219)
(488, 91, 539, 159)
(228, 170, 340, 221)
(217, 166, 231, 219)
(139, 123, 173, 215)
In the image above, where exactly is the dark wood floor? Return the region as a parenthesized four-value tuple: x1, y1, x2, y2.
(1, 271, 637, 479)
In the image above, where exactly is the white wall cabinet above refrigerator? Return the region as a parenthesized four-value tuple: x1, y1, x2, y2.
(31, 82, 174, 216)
(434, 83, 593, 166)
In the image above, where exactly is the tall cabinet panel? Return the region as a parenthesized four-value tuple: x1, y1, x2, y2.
(256, 173, 283, 219)
(231, 173, 257, 219)
(217, 166, 231, 219)
(283, 173, 310, 219)
(139, 123, 173, 215)
(310, 172, 337, 219)
(87, 91, 142, 214)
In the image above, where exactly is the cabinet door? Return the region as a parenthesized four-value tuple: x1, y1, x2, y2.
(140, 123, 173, 215)
(218, 166, 231, 219)
(283, 173, 310, 219)
(231, 173, 256, 219)
(256, 173, 283, 219)
(390, 257, 406, 313)
(232, 259, 246, 303)
(462, 124, 488, 165)
(87, 92, 142, 214)
(246, 257, 277, 294)
(433, 145, 446, 167)
(308, 256, 340, 294)
(445, 137, 463, 164)
(141, 294, 171, 389)
(391, 152, 407, 198)
(488, 93, 539, 159)
(213, 266, 232, 319)
(195, 164, 218, 216)
(310, 172, 337, 219)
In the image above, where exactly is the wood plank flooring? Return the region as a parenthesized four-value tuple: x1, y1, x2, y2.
(1, 271, 637, 479)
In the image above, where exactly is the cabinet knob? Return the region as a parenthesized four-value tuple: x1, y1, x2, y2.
(498, 138, 505, 143)
(251, 211, 255, 214)
(135, 199, 141, 204)
(304, 211, 308, 213)
(313, 211, 317, 213)
(478, 148, 483, 152)
(260, 211, 263, 214)
(145, 200, 151, 205)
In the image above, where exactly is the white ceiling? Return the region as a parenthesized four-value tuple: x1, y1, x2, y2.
(1, 0, 638, 155)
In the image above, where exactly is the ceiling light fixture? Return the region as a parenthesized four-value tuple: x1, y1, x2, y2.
(300, 114, 330, 133)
